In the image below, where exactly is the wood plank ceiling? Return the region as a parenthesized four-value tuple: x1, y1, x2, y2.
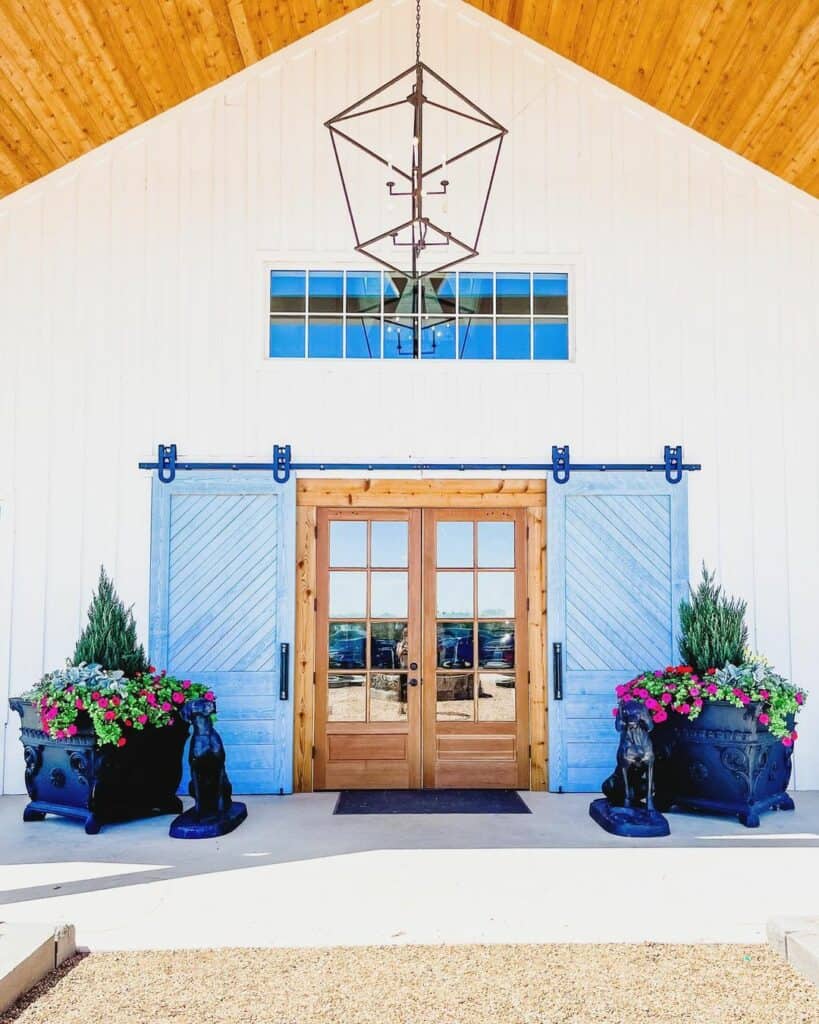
(0, 1, 816, 201)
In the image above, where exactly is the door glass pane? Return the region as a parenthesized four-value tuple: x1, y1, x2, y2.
(458, 317, 493, 359)
(346, 271, 382, 314)
(328, 623, 366, 670)
(269, 317, 305, 358)
(423, 274, 456, 315)
(308, 317, 343, 358)
(437, 622, 474, 668)
(436, 572, 473, 618)
(496, 273, 531, 315)
(437, 673, 474, 721)
(328, 673, 365, 721)
(370, 673, 408, 721)
(270, 270, 305, 313)
(458, 273, 493, 314)
(346, 317, 382, 358)
(371, 572, 407, 618)
(329, 572, 367, 617)
(478, 521, 514, 567)
(478, 573, 514, 617)
(371, 522, 408, 567)
(330, 521, 367, 567)
(534, 318, 569, 360)
(420, 318, 456, 359)
(384, 318, 415, 358)
(437, 522, 473, 567)
(384, 274, 414, 313)
(478, 621, 514, 669)
(371, 621, 408, 670)
(308, 271, 343, 313)
(533, 273, 568, 315)
(496, 319, 531, 359)
(478, 673, 516, 721)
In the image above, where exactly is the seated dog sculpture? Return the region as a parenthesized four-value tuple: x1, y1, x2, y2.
(169, 697, 247, 839)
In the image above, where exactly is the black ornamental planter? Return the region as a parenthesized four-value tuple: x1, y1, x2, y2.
(9, 698, 188, 834)
(666, 700, 795, 828)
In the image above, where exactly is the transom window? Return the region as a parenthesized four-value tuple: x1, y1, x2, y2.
(268, 269, 569, 360)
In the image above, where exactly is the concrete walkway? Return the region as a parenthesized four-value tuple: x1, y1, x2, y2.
(0, 792, 817, 951)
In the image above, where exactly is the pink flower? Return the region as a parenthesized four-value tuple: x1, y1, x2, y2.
(689, 685, 700, 696)
(117, 737, 127, 747)
(635, 688, 649, 699)
(645, 697, 660, 711)
(146, 693, 157, 706)
(792, 730, 799, 741)
(111, 696, 121, 707)
(796, 692, 805, 705)
(677, 703, 691, 715)
(706, 684, 718, 695)
(75, 698, 84, 710)
(782, 735, 793, 747)
(652, 710, 668, 724)
(759, 689, 770, 700)
(661, 692, 673, 704)
(204, 691, 215, 701)
(148, 665, 156, 673)
(104, 710, 116, 721)
(758, 713, 770, 726)
(55, 729, 65, 739)
(611, 707, 619, 717)
(66, 723, 78, 736)
(91, 691, 101, 700)
(172, 691, 185, 704)
(653, 671, 663, 678)
(97, 697, 109, 709)
(182, 680, 191, 689)
(137, 714, 148, 725)
(161, 701, 172, 712)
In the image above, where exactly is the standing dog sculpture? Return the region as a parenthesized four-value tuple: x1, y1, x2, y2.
(169, 698, 247, 839)
(590, 699, 670, 837)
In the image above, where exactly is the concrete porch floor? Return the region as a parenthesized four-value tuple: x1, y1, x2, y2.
(0, 792, 817, 951)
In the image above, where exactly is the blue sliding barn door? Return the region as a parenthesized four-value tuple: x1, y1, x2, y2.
(150, 474, 295, 794)
(548, 474, 688, 792)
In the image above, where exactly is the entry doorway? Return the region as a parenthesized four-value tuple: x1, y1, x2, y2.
(313, 506, 529, 789)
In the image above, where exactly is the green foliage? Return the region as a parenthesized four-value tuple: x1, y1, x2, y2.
(73, 567, 149, 676)
(678, 564, 748, 675)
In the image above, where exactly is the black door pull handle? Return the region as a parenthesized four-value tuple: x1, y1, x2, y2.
(280, 642, 289, 701)
(552, 642, 563, 701)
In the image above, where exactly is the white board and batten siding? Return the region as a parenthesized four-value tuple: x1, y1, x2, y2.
(1, 0, 818, 792)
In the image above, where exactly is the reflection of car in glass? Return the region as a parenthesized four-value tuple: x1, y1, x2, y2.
(371, 637, 402, 669)
(329, 626, 366, 668)
(437, 673, 473, 701)
(478, 625, 514, 668)
(437, 625, 473, 668)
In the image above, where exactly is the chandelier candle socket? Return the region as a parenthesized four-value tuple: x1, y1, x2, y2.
(324, 0, 507, 280)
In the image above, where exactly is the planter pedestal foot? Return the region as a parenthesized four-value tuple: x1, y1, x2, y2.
(589, 798, 670, 837)
(84, 814, 101, 836)
(738, 810, 760, 828)
(778, 794, 796, 812)
(22, 805, 46, 823)
(169, 801, 247, 840)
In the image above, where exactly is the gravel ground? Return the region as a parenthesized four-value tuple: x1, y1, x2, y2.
(2, 944, 817, 1024)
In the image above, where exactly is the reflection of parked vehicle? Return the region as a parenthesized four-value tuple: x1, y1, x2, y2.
(437, 626, 473, 668)
(478, 625, 514, 668)
(437, 673, 473, 700)
(329, 626, 366, 668)
(372, 637, 401, 669)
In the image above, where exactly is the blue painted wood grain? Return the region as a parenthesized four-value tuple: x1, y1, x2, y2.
(150, 473, 296, 794)
(547, 473, 688, 793)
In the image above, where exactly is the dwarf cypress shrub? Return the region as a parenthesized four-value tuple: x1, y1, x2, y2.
(73, 567, 149, 676)
(678, 564, 748, 675)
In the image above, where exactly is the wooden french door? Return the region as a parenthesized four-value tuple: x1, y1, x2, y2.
(314, 507, 529, 790)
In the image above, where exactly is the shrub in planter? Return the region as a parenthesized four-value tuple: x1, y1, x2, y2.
(9, 568, 215, 834)
(612, 567, 806, 827)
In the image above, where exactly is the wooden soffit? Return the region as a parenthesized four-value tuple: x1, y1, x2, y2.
(0, 1, 816, 201)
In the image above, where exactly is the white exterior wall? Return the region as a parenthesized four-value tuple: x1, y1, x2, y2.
(1, 0, 818, 793)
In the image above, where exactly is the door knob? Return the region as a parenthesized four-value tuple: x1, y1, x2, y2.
(409, 678, 419, 687)
(409, 662, 418, 671)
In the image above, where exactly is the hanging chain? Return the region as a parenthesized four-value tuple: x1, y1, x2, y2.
(416, 0, 421, 64)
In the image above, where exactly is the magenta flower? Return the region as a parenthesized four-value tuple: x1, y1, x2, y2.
(694, 697, 703, 707)
(66, 723, 78, 737)
(782, 736, 793, 747)
(706, 683, 718, 695)
(689, 685, 700, 696)
(759, 689, 770, 700)
(75, 698, 84, 710)
(792, 730, 799, 741)
(660, 693, 672, 705)
(172, 691, 185, 704)
(652, 710, 668, 724)
(796, 692, 805, 705)
(55, 729, 65, 739)
(146, 693, 157, 706)
(205, 690, 215, 701)
(611, 707, 619, 717)
(653, 671, 663, 678)
(677, 703, 691, 715)
(635, 688, 649, 699)
(182, 680, 192, 690)
(645, 697, 660, 711)
(104, 710, 116, 721)
(758, 713, 770, 726)
(161, 701, 172, 712)
(97, 697, 109, 709)
(111, 696, 121, 707)
(137, 714, 148, 725)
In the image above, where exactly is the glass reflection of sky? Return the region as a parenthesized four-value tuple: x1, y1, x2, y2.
(437, 572, 473, 618)
(371, 572, 407, 618)
(329, 572, 367, 618)
(478, 522, 514, 567)
(478, 573, 514, 617)
(437, 522, 473, 568)
(371, 522, 408, 567)
(330, 521, 367, 567)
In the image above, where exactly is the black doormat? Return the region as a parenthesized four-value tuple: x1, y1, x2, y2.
(333, 789, 531, 815)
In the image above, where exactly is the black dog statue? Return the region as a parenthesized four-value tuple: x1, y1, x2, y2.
(590, 699, 670, 837)
(169, 698, 247, 839)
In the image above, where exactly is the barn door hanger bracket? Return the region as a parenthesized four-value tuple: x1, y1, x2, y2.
(549, 444, 693, 485)
(140, 443, 700, 485)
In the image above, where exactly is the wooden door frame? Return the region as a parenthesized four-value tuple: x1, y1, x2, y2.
(293, 479, 547, 792)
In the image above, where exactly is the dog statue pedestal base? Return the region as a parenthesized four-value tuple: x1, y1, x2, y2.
(589, 798, 670, 838)
(170, 800, 247, 840)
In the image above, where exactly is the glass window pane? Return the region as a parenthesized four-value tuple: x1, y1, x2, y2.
(328, 624, 367, 670)
(437, 621, 474, 669)
(478, 572, 514, 617)
(329, 572, 367, 618)
(371, 572, 407, 618)
(478, 621, 515, 669)
(371, 522, 408, 567)
(371, 621, 408, 670)
(420, 318, 455, 359)
(437, 672, 474, 721)
(436, 572, 473, 618)
(308, 271, 343, 313)
(330, 521, 367, 567)
(423, 274, 456, 315)
(308, 316, 343, 358)
(534, 319, 569, 360)
(478, 521, 514, 567)
(496, 319, 531, 360)
(270, 270, 305, 313)
(458, 273, 493, 314)
(496, 273, 531, 315)
(269, 317, 305, 358)
(346, 271, 382, 314)
(533, 273, 568, 315)
(328, 673, 365, 721)
(346, 316, 381, 359)
(478, 673, 515, 722)
(370, 673, 408, 721)
(384, 318, 415, 358)
(458, 317, 493, 359)
(384, 274, 414, 313)
(437, 521, 473, 567)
